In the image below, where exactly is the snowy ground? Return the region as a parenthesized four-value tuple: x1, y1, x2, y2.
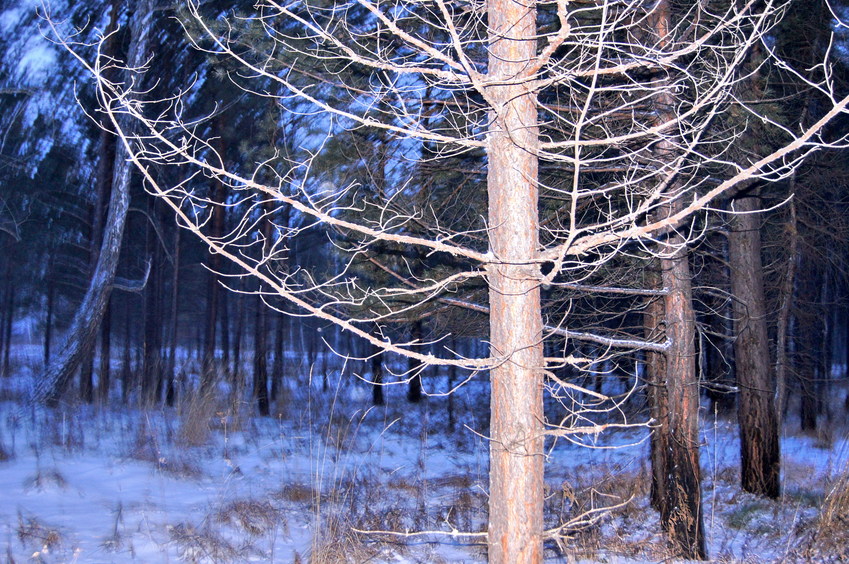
(2, 352, 849, 563)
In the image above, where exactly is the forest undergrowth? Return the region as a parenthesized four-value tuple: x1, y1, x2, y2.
(2, 352, 849, 563)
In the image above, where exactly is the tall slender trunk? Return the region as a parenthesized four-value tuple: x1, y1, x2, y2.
(165, 227, 180, 407)
(729, 191, 780, 498)
(407, 320, 423, 403)
(202, 124, 228, 390)
(485, 1, 544, 561)
(660, 222, 706, 559)
(644, 262, 669, 513)
(775, 199, 797, 423)
(646, 2, 706, 557)
(253, 298, 270, 416)
(97, 299, 112, 402)
(1, 267, 13, 378)
(32, 1, 152, 406)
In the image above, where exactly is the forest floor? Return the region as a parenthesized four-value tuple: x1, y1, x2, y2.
(2, 349, 849, 563)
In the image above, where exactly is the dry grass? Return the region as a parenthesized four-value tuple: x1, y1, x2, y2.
(791, 463, 849, 562)
(178, 385, 221, 447)
(216, 499, 282, 537)
(17, 513, 62, 553)
(168, 522, 242, 563)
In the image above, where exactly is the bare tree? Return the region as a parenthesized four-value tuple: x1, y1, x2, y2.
(52, 0, 849, 561)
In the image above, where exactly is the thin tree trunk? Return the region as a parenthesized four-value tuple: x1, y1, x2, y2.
(253, 298, 270, 416)
(270, 313, 285, 404)
(32, 1, 152, 406)
(644, 262, 669, 513)
(165, 227, 180, 407)
(775, 199, 797, 424)
(44, 263, 55, 368)
(485, 0, 544, 560)
(97, 299, 112, 402)
(1, 270, 13, 378)
(729, 191, 780, 498)
(407, 320, 423, 403)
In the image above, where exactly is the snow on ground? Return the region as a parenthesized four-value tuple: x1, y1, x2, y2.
(2, 351, 849, 563)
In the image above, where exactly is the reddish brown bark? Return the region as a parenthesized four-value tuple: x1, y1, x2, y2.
(729, 192, 780, 498)
(485, 0, 545, 561)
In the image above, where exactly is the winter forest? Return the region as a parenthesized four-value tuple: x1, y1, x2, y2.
(2, 0, 849, 562)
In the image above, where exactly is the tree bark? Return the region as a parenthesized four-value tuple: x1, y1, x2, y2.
(729, 191, 780, 498)
(644, 263, 669, 513)
(660, 225, 706, 559)
(31, 1, 152, 406)
(485, 0, 545, 561)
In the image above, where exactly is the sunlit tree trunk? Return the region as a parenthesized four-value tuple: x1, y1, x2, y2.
(485, 0, 544, 560)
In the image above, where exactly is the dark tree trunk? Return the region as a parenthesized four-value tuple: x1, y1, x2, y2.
(407, 320, 423, 403)
(797, 247, 821, 432)
(644, 262, 669, 513)
(729, 191, 780, 498)
(371, 340, 384, 406)
(253, 299, 270, 416)
(121, 295, 133, 404)
(1, 270, 13, 378)
(201, 137, 228, 390)
(270, 313, 284, 403)
(165, 227, 180, 407)
(142, 199, 164, 404)
(44, 264, 55, 368)
(97, 299, 112, 402)
(32, 1, 152, 406)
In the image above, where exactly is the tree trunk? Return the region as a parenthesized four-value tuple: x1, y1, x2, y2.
(775, 199, 797, 423)
(165, 227, 180, 407)
(1, 268, 13, 378)
(44, 262, 55, 368)
(253, 298, 270, 416)
(31, 1, 152, 406)
(729, 191, 780, 498)
(407, 320, 423, 403)
(270, 313, 284, 404)
(371, 340, 384, 406)
(201, 130, 228, 390)
(97, 299, 112, 402)
(485, 0, 544, 560)
(659, 228, 706, 559)
(644, 262, 669, 513)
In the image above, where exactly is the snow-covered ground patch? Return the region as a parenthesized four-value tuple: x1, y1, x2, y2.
(2, 353, 849, 562)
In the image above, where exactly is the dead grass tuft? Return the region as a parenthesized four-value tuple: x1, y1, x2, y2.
(168, 522, 241, 563)
(792, 464, 849, 562)
(17, 513, 62, 552)
(277, 483, 317, 504)
(129, 424, 203, 479)
(178, 385, 221, 447)
(216, 499, 282, 536)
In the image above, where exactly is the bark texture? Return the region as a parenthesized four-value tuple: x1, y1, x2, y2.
(485, 0, 544, 561)
(729, 192, 780, 498)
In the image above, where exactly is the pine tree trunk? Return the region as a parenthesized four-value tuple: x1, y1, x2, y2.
(660, 228, 706, 559)
(729, 191, 780, 498)
(97, 299, 112, 402)
(407, 320, 423, 403)
(485, 0, 544, 560)
(253, 298, 270, 416)
(644, 262, 669, 513)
